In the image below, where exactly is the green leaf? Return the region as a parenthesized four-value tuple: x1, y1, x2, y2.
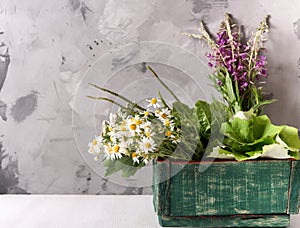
(103, 156, 145, 178)
(279, 125, 300, 152)
(225, 72, 235, 102)
(195, 100, 211, 140)
(172, 101, 210, 160)
(221, 114, 282, 144)
(210, 100, 228, 129)
(252, 99, 277, 113)
(218, 147, 250, 161)
(218, 112, 300, 160)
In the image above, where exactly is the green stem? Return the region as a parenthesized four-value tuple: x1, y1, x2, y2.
(87, 96, 137, 114)
(146, 66, 181, 103)
(89, 83, 146, 111)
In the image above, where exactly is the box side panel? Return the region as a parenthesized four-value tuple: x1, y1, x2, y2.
(153, 160, 171, 216)
(169, 160, 290, 216)
(158, 214, 290, 227)
(288, 160, 300, 214)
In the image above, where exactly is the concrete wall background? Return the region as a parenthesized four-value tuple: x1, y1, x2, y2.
(0, 0, 299, 194)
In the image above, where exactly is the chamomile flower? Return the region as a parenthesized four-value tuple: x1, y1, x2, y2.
(144, 128, 155, 138)
(141, 109, 150, 117)
(133, 115, 143, 125)
(108, 131, 118, 143)
(154, 109, 161, 117)
(118, 141, 130, 156)
(142, 154, 149, 164)
(127, 117, 141, 135)
(147, 97, 160, 109)
(88, 138, 102, 154)
(104, 145, 114, 160)
(163, 119, 175, 130)
(131, 152, 140, 164)
(158, 108, 171, 121)
(139, 137, 157, 154)
(112, 144, 123, 159)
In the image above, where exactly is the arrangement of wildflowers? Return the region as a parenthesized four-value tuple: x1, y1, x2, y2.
(185, 13, 273, 115)
(87, 14, 300, 177)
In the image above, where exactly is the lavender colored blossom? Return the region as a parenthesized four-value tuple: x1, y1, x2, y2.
(187, 13, 270, 113)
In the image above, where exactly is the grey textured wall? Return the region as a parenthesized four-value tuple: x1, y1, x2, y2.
(0, 0, 299, 194)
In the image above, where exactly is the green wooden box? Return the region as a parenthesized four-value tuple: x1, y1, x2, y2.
(152, 159, 300, 227)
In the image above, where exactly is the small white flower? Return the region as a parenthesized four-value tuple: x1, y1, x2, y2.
(104, 145, 113, 159)
(158, 108, 171, 121)
(112, 144, 123, 159)
(147, 98, 160, 109)
(104, 145, 122, 160)
(154, 109, 161, 117)
(139, 137, 157, 154)
(141, 109, 150, 118)
(140, 120, 152, 130)
(144, 128, 155, 138)
(142, 154, 149, 164)
(131, 152, 140, 164)
(88, 138, 102, 154)
(107, 130, 118, 143)
(165, 130, 175, 139)
(119, 141, 130, 156)
(127, 117, 141, 135)
(163, 119, 175, 129)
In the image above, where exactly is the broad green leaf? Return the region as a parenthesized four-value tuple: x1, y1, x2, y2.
(218, 112, 300, 160)
(221, 115, 282, 144)
(279, 125, 300, 152)
(103, 156, 144, 177)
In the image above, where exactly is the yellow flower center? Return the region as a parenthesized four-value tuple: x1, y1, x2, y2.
(165, 120, 170, 127)
(145, 142, 151, 149)
(165, 131, 172, 137)
(151, 98, 157, 104)
(161, 113, 167, 119)
(135, 119, 142, 125)
(92, 139, 97, 145)
(145, 131, 151, 138)
(144, 111, 149, 116)
(132, 152, 137, 158)
(108, 127, 112, 132)
(113, 145, 120, 153)
(108, 148, 113, 154)
(130, 124, 137, 130)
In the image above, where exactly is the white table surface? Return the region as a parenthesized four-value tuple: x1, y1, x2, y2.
(0, 195, 299, 228)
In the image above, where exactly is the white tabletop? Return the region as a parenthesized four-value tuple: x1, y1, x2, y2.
(0, 195, 299, 228)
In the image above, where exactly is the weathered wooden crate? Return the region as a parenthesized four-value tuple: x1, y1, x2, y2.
(152, 159, 300, 227)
